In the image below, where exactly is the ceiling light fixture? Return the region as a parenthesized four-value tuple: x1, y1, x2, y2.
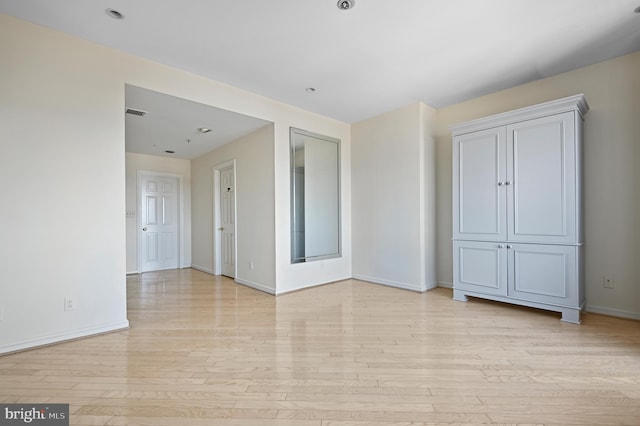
(165, 150, 175, 154)
(635, 5, 640, 13)
(198, 127, 212, 133)
(306, 87, 316, 93)
(337, 0, 355, 10)
(105, 9, 125, 19)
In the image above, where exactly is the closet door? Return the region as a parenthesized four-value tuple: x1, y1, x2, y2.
(506, 112, 577, 244)
(453, 127, 507, 242)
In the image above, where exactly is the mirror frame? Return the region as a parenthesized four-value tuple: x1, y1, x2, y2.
(290, 127, 341, 264)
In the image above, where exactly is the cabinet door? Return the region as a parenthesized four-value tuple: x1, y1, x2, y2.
(453, 127, 507, 241)
(507, 243, 577, 307)
(454, 240, 507, 296)
(507, 112, 577, 244)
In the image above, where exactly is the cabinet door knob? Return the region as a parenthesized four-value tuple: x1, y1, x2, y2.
(497, 244, 504, 248)
(497, 181, 504, 186)
(505, 181, 512, 186)
(506, 244, 513, 249)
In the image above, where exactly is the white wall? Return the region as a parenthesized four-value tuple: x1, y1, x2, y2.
(352, 102, 437, 291)
(421, 104, 438, 290)
(125, 153, 191, 274)
(0, 13, 351, 353)
(192, 118, 351, 295)
(435, 52, 640, 319)
(191, 124, 276, 292)
(273, 124, 352, 295)
(0, 15, 129, 353)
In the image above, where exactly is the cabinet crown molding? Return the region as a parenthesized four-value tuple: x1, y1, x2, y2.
(450, 94, 589, 136)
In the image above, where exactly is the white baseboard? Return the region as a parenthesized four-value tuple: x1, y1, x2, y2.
(190, 264, 215, 275)
(234, 278, 276, 295)
(352, 274, 430, 292)
(438, 281, 453, 289)
(424, 280, 439, 291)
(586, 304, 640, 321)
(127, 265, 193, 276)
(0, 320, 130, 355)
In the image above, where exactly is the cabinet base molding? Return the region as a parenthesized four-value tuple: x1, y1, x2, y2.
(453, 288, 583, 324)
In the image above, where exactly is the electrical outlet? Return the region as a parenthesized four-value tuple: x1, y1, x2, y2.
(603, 277, 614, 289)
(250, 261, 254, 270)
(64, 297, 75, 311)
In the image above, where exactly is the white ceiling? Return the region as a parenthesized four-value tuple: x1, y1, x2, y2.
(125, 85, 271, 159)
(1, 0, 639, 157)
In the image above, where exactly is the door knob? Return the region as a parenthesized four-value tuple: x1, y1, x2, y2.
(218, 227, 224, 231)
(497, 181, 504, 186)
(497, 244, 504, 248)
(142, 227, 147, 231)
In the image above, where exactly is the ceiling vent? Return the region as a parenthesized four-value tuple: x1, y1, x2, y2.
(125, 108, 148, 117)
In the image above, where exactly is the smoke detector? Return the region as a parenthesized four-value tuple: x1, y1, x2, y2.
(337, 0, 355, 10)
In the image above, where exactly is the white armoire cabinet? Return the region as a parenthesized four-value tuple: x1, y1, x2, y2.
(451, 95, 588, 323)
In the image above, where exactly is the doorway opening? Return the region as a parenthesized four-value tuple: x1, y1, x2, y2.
(124, 84, 271, 276)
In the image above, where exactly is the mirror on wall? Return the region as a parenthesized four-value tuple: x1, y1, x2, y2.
(290, 128, 341, 263)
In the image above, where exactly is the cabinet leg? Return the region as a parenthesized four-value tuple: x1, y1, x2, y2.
(561, 308, 581, 324)
(453, 289, 468, 302)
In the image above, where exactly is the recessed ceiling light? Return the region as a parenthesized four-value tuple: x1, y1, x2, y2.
(337, 0, 355, 10)
(306, 87, 316, 93)
(198, 127, 212, 133)
(105, 9, 124, 19)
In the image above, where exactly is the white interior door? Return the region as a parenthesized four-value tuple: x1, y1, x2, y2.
(139, 174, 179, 272)
(220, 166, 236, 278)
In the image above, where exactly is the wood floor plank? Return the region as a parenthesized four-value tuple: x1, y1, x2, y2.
(233, 399, 436, 413)
(275, 409, 491, 423)
(321, 423, 543, 426)
(106, 417, 321, 426)
(1, 269, 639, 425)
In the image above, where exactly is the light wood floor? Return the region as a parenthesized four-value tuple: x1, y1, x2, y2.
(1, 269, 640, 425)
